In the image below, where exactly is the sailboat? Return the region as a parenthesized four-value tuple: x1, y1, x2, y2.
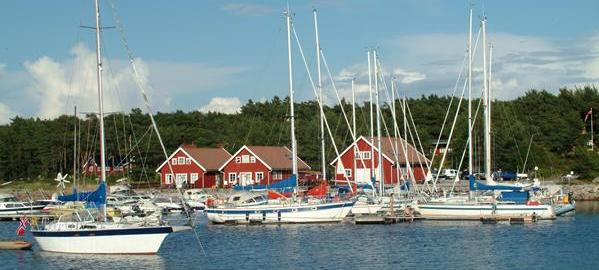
(415, 12, 555, 220)
(205, 10, 354, 224)
(31, 0, 173, 254)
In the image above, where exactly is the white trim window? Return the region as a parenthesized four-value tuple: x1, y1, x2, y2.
(250, 156, 256, 163)
(228, 173, 237, 184)
(190, 173, 199, 183)
(235, 157, 242, 163)
(186, 158, 192, 165)
(178, 157, 185, 165)
(355, 151, 371, 160)
(256, 172, 264, 182)
(273, 171, 282, 180)
(242, 155, 250, 163)
(172, 158, 178, 165)
(344, 169, 352, 177)
(165, 174, 173, 184)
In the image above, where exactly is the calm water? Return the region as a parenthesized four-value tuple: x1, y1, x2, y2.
(2, 202, 599, 270)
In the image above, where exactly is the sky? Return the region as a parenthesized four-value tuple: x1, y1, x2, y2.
(0, 0, 598, 124)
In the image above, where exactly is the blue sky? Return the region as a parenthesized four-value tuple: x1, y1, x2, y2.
(1, 0, 598, 123)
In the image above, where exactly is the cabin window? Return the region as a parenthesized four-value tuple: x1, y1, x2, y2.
(273, 171, 282, 180)
(250, 156, 256, 163)
(178, 157, 185, 165)
(228, 173, 237, 184)
(235, 157, 242, 163)
(191, 173, 199, 183)
(165, 174, 173, 184)
(186, 158, 192, 165)
(242, 155, 250, 163)
(172, 158, 177, 165)
(344, 169, 352, 177)
(256, 172, 264, 182)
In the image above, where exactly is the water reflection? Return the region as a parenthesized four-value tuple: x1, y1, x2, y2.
(33, 252, 166, 269)
(575, 201, 599, 214)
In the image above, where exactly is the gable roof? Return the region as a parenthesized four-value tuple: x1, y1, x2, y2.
(219, 145, 311, 171)
(330, 136, 430, 166)
(155, 145, 231, 172)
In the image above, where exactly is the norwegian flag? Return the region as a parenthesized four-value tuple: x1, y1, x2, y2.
(585, 108, 593, 122)
(16, 215, 29, 237)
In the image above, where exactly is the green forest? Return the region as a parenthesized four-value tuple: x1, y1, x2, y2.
(2, 86, 599, 184)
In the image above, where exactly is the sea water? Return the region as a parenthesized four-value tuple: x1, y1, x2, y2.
(1, 202, 598, 270)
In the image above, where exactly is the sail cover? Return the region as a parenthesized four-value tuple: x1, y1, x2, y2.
(234, 174, 296, 194)
(58, 182, 107, 207)
(468, 176, 522, 191)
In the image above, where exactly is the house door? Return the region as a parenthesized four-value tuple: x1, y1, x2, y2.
(176, 174, 188, 188)
(239, 172, 253, 186)
(355, 168, 371, 184)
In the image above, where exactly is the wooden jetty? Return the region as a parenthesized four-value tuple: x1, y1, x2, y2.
(0, 213, 58, 222)
(0, 240, 32, 250)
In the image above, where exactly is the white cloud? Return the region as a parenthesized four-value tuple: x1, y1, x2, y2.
(198, 97, 242, 114)
(0, 103, 15, 125)
(392, 68, 426, 84)
(0, 43, 249, 120)
(223, 3, 275, 16)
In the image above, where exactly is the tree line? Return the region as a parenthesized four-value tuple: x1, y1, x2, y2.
(1, 86, 599, 183)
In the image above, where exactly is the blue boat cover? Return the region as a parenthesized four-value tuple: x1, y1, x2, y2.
(58, 181, 107, 207)
(233, 174, 296, 193)
(497, 191, 529, 204)
(469, 175, 522, 191)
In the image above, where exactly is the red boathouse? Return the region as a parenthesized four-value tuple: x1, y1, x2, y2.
(156, 145, 231, 188)
(219, 145, 311, 187)
(330, 136, 430, 184)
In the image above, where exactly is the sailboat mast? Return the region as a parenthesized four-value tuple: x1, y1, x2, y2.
(467, 8, 473, 175)
(313, 9, 326, 182)
(374, 50, 384, 195)
(73, 106, 77, 189)
(482, 17, 493, 183)
(351, 78, 357, 184)
(392, 80, 400, 185)
(94, 0, 107, 185)
(286, 11, 298, 181)
(368, 51, 375, 185)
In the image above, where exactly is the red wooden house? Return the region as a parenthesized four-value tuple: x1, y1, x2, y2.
(330, 136, 430, 184)
(218, 145, 311, 187)
(82, 157, 130, 177)
(156, 144, 231, 188)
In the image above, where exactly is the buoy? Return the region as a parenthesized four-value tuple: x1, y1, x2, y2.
(0, 240, 32, 250)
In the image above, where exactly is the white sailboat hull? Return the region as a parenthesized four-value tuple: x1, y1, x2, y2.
(32, 226, 172, 254)
(351, 201, 383, 215)
(206, 201, 354, 224)
(415, 203, 556, 220)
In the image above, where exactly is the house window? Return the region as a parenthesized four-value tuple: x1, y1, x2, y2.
(355, 151, 371, 160)
(165, 174, 173, 184)
(250, 156, 256, 163)
(273, 171, 282, 180)
(344, 169, 352, 177)
(235, 157, 242, 163)
(256, 172, 264, 182)
(186, 158, 192, 165)
(178, 157, 185, 165)
(242, 155, 250, 163)
(172, 158, 177, 165)
(228, 173, 237, 184)
(191, 173, 199, 183)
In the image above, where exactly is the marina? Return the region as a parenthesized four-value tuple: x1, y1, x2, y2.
(0, 202, 595, 269)
(1, 0, 598, 269)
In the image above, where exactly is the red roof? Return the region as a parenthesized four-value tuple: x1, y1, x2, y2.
(363, 136, 430, 164)
(246, 146, 311, 171)
(180, 145, 232, 171)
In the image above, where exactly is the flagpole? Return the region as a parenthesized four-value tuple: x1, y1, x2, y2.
(592, 108, 594, 151)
